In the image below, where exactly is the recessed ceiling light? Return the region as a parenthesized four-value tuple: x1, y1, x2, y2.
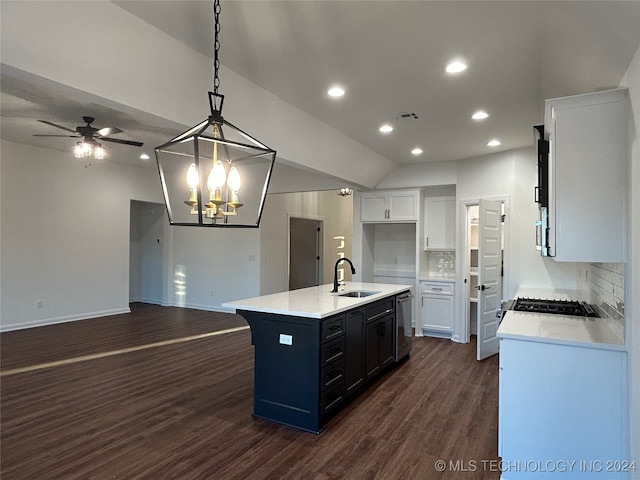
(446, 59, 467, 74)
(411, 147, 423, 155)
(139, 153, 150, 160)
(327, 86, 345, 97)
(472, 110, 489, 120)
(379, 124, 393, 133)
(487, 139, 501, 147)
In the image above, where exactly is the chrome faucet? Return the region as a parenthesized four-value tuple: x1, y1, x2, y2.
(332, 258, 356, 293)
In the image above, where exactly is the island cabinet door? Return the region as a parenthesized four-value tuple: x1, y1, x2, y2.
(244, 312, 321, 433)
(345, 308, 365, 397)
(365, 298, 395, 380)
(378, 314, 394, 367)
(365, 313, 394, 379)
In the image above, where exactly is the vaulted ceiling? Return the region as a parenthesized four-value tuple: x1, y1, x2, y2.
(2, 1, 639, 182)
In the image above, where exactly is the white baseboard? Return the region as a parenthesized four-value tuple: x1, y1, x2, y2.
(0, 307, 131, 332)
(130, 297, 162, 305)
(166, 301, 237, 314)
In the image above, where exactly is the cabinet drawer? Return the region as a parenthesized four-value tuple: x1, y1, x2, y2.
(420, 282, 453, 295)
(321, 381, 344, 415)
(321, 337, 345, 366)
(321, 315, 345, 343)
(321, 358, 345, 391)
(366, 298, 394, 322)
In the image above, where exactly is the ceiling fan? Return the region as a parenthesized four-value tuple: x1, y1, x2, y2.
(34, 116, 143, 158)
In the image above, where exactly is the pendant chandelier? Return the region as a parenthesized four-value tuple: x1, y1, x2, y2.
(155, 0, 276, 227)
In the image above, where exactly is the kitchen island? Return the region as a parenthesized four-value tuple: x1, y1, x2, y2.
(497, 288, 628, 479)
(223, 282, 412, 433)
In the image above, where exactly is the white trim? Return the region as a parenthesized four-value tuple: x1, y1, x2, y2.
(166, 302, 238, 314)
(0, 307, 131, 332)
(455, 195, 511, 344)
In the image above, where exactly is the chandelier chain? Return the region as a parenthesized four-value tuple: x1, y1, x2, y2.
(213, 0, 221, 94)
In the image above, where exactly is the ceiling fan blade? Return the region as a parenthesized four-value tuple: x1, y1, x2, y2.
(33, 134, 80, 138)
(97, 126, 123, 137)
(100, 137, 144, 147)
(37, 119, 77, 133)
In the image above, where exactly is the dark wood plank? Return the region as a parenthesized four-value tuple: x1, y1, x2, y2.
(1, 304, 500, 480)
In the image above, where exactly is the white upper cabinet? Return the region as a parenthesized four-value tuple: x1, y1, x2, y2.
(424, 197, 455, 250)
(545, 88, 628, 262)
(360, 189, 419, 222)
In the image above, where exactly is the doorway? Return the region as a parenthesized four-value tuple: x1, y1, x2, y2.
(460, 197, 509, 360)
(289, 217, 322, 290)
(129, 200, 166, 304)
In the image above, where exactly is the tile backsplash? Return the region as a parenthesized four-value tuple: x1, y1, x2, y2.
(580, 263, 625, 326)
(423, 250, 456, 278)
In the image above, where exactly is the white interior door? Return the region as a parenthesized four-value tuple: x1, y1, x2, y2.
(477, 199, 502, 360)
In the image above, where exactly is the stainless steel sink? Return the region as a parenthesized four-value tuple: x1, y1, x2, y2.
(338, 290, 380, 298)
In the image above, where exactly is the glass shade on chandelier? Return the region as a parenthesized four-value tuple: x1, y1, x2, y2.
(155, 92, 276, 227)
(74, 141, 105, 160)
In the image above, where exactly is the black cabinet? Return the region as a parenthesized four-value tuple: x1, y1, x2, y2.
(345, 308, 365, 397)
(365, 312, 394, 379)
(320, 320, 346, 418)
(239, 292, 407, 433)
(365, 299, 395, 380)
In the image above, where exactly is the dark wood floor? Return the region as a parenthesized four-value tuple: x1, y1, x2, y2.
(1, 303, 500, 480)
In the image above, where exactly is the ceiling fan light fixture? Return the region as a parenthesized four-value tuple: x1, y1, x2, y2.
(74, 141, 93, 159)
(34, 117, 142, 160)
(94, 144, 106, 160)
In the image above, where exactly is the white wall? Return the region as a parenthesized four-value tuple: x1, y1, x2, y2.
(259, 190, 353, 296)
(0, 140, 269, 329)
(376, 161, 457, 189)
(455, 148, 578, 298)
(169, 226, 261, 311)
(620, 43, 640, 479)
(0, 140, 162, 330)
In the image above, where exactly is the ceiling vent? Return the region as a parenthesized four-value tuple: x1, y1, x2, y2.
(395, 112, 420, 121)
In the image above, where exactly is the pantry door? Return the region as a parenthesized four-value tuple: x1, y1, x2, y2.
(477, 199, 502, 360)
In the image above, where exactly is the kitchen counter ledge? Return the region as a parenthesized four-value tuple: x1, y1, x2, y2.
(222, 282, 413, 319)
(497, 288, 625, 351)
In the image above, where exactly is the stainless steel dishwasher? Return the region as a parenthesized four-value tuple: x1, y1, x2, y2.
(394, 292, 413, 361)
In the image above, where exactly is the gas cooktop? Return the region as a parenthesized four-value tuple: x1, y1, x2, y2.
(510, 297, 598, 317)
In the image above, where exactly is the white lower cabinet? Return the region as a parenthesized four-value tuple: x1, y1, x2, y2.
(420, 281, 454, 337)
(499, 338, 628, 479)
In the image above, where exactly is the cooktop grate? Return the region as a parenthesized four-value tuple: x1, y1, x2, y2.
(511, 298, 598, 317)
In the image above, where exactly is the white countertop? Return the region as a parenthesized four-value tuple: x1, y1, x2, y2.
(222, 282, 413, 319)
(497, 287, 625, 351)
